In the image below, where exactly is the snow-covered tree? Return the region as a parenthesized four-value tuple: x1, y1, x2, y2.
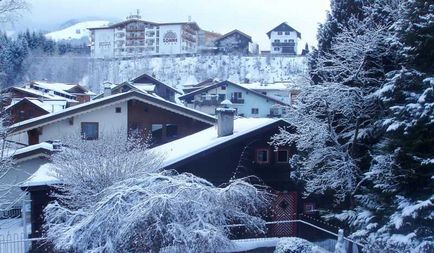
(50, 131, 162, 207)
(289, 0, 433, 251)
(0, 0, 28, 23)
(270, 84, 369, 203)
(44, 171, 270, 253)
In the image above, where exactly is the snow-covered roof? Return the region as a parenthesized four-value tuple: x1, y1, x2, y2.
(13, 87, 78, 103)
(22, 163, 60, 187)
(22, 118, 284, 188)
(153, 118, 281, 168)
(14, 142, 54, 157)
(239, 82, 290, 90)
(133, 83, 156, 92)
(179, 80, 290, 105)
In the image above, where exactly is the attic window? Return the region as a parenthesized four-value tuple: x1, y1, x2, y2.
(278, 31, 282, 35)
(285, 31, 290, 35)
(115, 107, 122, 113)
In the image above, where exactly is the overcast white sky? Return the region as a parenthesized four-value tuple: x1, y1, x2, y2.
(12, 0, 330, 50)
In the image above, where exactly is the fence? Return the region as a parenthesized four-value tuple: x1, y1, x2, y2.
(226, 218, 364, 253)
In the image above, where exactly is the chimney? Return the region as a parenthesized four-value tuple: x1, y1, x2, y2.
(216, 100, 235, 137)
(103, 81, 112, 97)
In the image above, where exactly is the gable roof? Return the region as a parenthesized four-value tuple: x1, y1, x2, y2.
(178, 80, 289, 106)
(131, 73, 182, 94)
(5, 98, 51, 113)
(215, 29, 252, 43)
(152, 118, 288, 169)
(266, 22, 301, 39)
(9, 90, 216, 134)
(9, 87, 78, 103)
(22, 118, 288, 188)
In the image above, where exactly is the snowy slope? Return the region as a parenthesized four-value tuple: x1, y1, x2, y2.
(45, 20, 110, 41)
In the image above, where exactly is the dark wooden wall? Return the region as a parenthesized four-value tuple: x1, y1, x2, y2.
(127, 99, 211, 145)
(6, 101, 49, 125)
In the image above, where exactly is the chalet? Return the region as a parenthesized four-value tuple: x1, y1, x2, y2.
(179, 80, 289, 117)
(7, 90, 215, 146)
(94, 73, 181, 103)
(214, 30, 255, 55)
(267, 22, 301, 55)
(21, 111, 331, 252)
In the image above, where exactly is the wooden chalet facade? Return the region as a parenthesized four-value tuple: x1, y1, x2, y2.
(4, 99, 50, 125)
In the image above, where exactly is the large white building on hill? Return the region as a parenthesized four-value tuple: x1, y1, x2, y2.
(89, 12, 201, 58)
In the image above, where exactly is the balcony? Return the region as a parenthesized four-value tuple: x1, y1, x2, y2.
(230, 98, 244, 104)
(194, 98, 225, 106)
(126, 36, 145, 40)
(271, 42, 295, 47)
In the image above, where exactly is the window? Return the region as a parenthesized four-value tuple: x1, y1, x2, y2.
(232, 92, 242, 99)
(251, 108, 259, 114)
(277, 31, 282, 35)
(218, 94, 226, 101)
(256, 149, 269, 164)
(151, 124, 163, 142)
(166, 124, 178, 139)
(274, 39, 280, 43)
(285, 31, 290, 35)
(304, 203, 316, 214)
(221, 85, 226, 90)
(276, 150, 289, 163)
(115, 107, 122, 113)
(81, 122, 98, 140)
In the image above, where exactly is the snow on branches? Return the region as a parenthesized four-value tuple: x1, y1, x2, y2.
(44, 171, 270, 253)
(0, 0, 28, 23)
(50, 131, 162, 207)
(311, 16, 395, 89)
(270, 84, 366, 203)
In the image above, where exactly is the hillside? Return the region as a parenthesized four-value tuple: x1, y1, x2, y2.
(87, 55, 308, 92)
(25, 55, 308, 93)
(45, 20, 110, 42)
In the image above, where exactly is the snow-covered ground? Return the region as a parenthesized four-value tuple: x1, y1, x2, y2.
(45, 20, 110, 42)
(86, 55, 308, 92)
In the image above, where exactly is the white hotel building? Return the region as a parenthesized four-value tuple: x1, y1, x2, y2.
(89, 13, 200, 58)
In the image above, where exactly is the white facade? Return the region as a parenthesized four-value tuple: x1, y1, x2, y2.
(92, 28, 115, 58)
(183, 83, 287, 118)
(270, 30, 299, 55)
(9, 101, 128, 146)
(90, 19, 199, 58)
(39, 101, 128, 144)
